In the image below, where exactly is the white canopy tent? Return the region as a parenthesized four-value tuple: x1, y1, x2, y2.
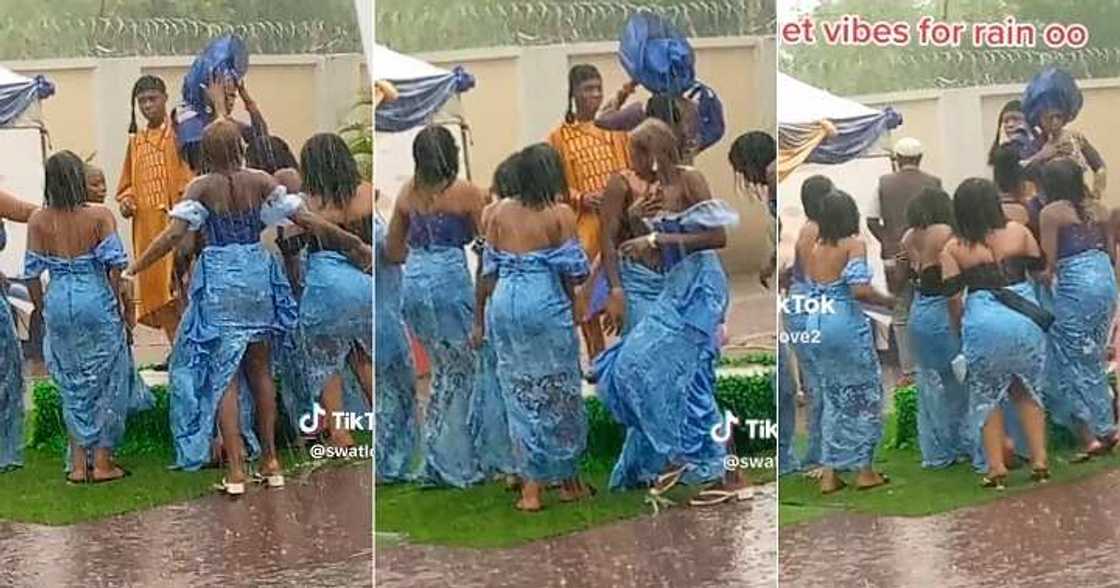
(778, 74, 894, 343)
(374, 44, 471, 219)
(0, 65, 49, 340)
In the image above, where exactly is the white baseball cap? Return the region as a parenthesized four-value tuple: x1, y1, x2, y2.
(893, 137, 923, 157)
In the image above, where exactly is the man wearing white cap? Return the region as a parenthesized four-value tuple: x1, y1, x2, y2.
(868, 137, 941, 386)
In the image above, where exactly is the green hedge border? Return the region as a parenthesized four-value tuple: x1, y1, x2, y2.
(28, 371, 776, 462)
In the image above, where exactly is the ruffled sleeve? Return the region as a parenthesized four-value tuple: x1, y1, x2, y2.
(22, 250, 48, 278)
(260, 186, 304, 227)
(842, 256, 873, 286)
(543, 238, 590, 280)
(665, 199, 741, 232)
(93, 234, 129, 269)
(169, 199, 209, 232)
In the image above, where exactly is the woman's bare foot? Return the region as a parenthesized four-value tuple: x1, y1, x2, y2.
(819, 469, 845, 494)
(804, 466, 825, 480)
(558, 479, 595, 502)
(258, 456, 283, 477)
(854, 470, 889, 490)
(68, 443, 88, 483)
(516, 480, 542, 512)
(91, 465, 127, 482)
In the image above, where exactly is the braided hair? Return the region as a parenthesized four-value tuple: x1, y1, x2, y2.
(128, 75, 167, 134)
(565, 64, 601, 124)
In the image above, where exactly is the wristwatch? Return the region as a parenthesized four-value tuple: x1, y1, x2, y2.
(647, 232, 658, 248)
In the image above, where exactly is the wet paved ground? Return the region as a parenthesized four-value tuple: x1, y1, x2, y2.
(377, 483, 776, 588)
(781, 469, 1120, 587)
(0, 465, 372, 587)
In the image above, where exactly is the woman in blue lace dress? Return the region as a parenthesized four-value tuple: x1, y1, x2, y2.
(24, 151, 152, 482)
(901, 188, 972, 469)
(595, 119, 747, 505)
(1038, 158, 1118, 460)
(385, 125, 487, 488)
(288, 134, 374, 448)
(474, 144, 591, 511)
(375, 187, 419, 483)
(128, 120, 371, 495)
(800, 190, 894, 494)
(940, 178, 1049, 489)
(0, 189, 38, 471)
(782, 175, 832, 475)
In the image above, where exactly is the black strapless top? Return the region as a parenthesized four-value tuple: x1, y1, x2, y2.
(958, 255, 1043, 290)
(915, 265, 952, 296)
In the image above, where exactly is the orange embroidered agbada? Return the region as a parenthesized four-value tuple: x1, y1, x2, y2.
(115, 123, 193, 328)
(548, 121, 631, 260)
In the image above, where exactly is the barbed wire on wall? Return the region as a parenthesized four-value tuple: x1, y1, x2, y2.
(784, 43, 1120, 95)
(0, 16, 362, 60)
(378, 0, 775, 53)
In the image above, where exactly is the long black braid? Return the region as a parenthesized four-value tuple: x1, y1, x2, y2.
(128, 75, 167, 134)
(565, 64, 601, 124)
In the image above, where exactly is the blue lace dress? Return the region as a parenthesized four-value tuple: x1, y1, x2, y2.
(1046, 224, 1117, 440)
(785, 258, 823, 470)
(0, 296, 24, 470)
(166, 189, 300, 471)
(804, 256, 883, 471)
(958, 261, 1047, 472)
(908, 266, 970, 468)
(23, 234, 152, 452)
(402, 211, 482, 487)
(595, 200, 739, 490)
(777, 342, 799, 475)
(483, 239, 590, 482)
(375, 215, 419, 482)
(470, 338, 515, 478)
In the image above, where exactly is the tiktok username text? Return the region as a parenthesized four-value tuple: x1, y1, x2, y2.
(779, 294, 834, 345)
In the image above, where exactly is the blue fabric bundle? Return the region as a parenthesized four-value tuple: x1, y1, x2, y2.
(0, 73, 53, 126)
(176, 35, 249, 148)
(375, 66, 475, 133)
(1023, 67, 1082, 128)
(802, 107, 903, 165)
(618, 12, 695, 95)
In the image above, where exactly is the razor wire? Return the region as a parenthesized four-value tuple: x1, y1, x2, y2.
(0, 16, 361, 59)
(378, 0, 776, 53)
(783, 45, 1120, 95)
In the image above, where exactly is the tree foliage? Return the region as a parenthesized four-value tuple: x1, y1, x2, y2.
(782, 0, 1120, 95)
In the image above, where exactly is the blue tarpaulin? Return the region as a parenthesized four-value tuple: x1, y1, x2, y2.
(618, 12, 695, 95)
(805, 108, 902, 165)
(375, 66, 475, 133)
(1023, 66, 1082, 128)
(0, 70, 52, 127)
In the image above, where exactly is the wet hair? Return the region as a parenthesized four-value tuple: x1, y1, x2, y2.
(565, 64, 601, 124)
(44, 150, 88, 210)
(953, 178, 1007, 245)
(515, 143, 567, 209)
(412, 125, 458, 190)
(800, 175, 832, 223)
(632, 118, 681, 179)
(817, 190, 860, 245)
(301, 133, 361, 209)
(201, 119, 244, 173)
(491, 153, 521, 200)
(246, 135, 298, 175)
(1041, 157, 1090, 223)
(730, 131, 776, 184)
(905, 187, 955, 229)
(646, 94, 682, 129)
(991, 144, 1025, 195)
(988, 99, 1022, 166)
(129, 75, 167, 134)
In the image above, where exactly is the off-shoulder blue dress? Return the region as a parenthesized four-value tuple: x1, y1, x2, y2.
(0, 295, 23, 470)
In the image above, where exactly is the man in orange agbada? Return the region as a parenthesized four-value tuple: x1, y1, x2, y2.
(116, 75, 193, 361)
(548, 64, 631, 360)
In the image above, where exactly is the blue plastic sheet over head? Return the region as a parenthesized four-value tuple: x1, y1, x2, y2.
(618, 12, 695, 96)
(181, 34, 249, 114)
(1023, 67, 1082, 128)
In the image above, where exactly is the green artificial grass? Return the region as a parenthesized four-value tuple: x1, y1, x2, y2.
(377, 459, 774, 549)
(3, 379, 368, 526)
(779, 390, 1120, 528)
